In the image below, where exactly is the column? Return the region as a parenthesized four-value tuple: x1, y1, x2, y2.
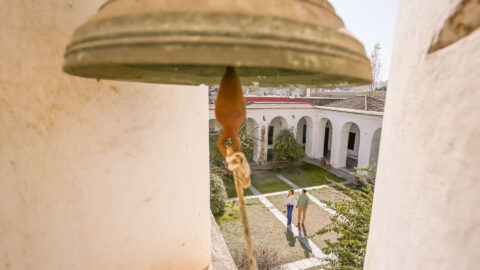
(315, 122, 326, 159)
(256, 123, 268, 164)
(357, 130, 374, 169)
(329, 124, 348, 168)
(305, 120, 318, 158)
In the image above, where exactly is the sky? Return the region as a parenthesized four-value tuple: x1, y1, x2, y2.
(329, 0, 398, 81)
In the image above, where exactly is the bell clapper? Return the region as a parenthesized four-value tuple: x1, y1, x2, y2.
(215, 66, 258, 270)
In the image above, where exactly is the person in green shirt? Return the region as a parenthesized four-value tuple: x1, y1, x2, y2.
(296, 189, 309, 227)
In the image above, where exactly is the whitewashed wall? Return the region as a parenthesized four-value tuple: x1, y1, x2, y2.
(0, 1, 211, 269)
(365, 0, 480, 269)
(209, 104, 383, 168)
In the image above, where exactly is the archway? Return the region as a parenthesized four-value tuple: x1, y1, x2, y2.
(267, 116, 288, 161)
(344, 123, 360, 169)
(296, 116, 314, 157)
(331, 122, 361, 169)
(319, 119, 333, 161)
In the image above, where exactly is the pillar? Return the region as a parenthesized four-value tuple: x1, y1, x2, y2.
(0, 1, 210, 269)
(357, 130, 374, 168)
(329, 123, 348, 168)
(305, 119, 317, 158)
(364, 0, 480, 269)
(257, 123, 269, 164)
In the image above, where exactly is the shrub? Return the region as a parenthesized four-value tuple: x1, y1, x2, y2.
(210, 173, 227, 218)
(273, 129, 305, 169)
(312, 166, 375, 270)
(216, 201, 241, 224)
(209, 123, 255, 167)
(231, 245, 281, 270)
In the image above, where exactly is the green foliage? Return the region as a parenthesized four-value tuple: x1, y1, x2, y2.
(209, 123, 256, 173)
(273, 129, 305, 169)
(210, 173, 228, 218)
(216, 201, 241, 224)
(312, 166, 375, 270)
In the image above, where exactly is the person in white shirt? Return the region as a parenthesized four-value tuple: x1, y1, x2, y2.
(285, 189, 296, 226)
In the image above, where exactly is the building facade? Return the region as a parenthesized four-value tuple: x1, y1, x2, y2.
(210, 96, 384, 170)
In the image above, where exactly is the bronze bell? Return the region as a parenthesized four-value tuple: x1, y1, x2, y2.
(63, 0, 372, 87)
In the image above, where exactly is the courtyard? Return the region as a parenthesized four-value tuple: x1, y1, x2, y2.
(216, 161, 354, 269)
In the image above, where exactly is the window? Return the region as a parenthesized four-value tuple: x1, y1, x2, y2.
(268, 126, 274, 145)
(348, 132, 356, 150)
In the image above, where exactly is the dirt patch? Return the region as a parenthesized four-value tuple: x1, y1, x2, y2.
(217, 199, 312, 265)
(267, 194, 338, 249)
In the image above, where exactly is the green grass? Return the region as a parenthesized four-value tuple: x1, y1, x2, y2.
(223, 179, 253, 198)
(251, 170, 291, 193)
(277, 162, 345, 188)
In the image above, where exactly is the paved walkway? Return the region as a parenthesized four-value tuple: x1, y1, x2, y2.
(227, 181, 350, 202)
(276, 174, 300, 189)
(275, 173, 340, 216)
(280, 257, 323, 270)
(248, 185, 261, 195)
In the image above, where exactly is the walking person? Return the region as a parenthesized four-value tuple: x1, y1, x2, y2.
(296, 189, 309, 227)
(285, 189, 296, 226)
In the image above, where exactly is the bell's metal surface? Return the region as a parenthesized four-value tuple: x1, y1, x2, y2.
(63, 0, 372, 87)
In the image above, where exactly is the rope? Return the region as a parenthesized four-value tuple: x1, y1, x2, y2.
(225, 147, 258, 270)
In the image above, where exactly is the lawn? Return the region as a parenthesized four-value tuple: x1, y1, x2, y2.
(223, 179, 253, 198)
(217, 199, 314, 266)
(277, 162, 345, 188)
(267, 193, 338, 249)
(251, 170, 291, 194)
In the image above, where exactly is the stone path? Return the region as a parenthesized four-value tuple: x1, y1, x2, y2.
(280, 257, 323, 270)
(248, 185, 261, 195)
(276, 174, 300, 189)
(227, 181, 350, 202)
(275, 173, 340, 216)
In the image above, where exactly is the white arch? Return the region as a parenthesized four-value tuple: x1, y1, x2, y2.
(267, 116, 288, 161)
(316, 118, 334, 160)
(296, 116, 314, 157)
(330, 121, 361, 168)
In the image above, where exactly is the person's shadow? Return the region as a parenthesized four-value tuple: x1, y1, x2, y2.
(285, 225, 296, 247)
(297, 225, 312, 258)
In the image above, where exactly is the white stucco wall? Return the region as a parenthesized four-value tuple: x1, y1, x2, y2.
(0, 1, 211, 269)
(365, 0, 480, 269)
(209, 104, 383, 167)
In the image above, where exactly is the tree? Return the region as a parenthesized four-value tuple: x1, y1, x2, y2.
(209, 123, 256, 174)
(272, 129, 305, 169)
(210, 173, 227, 218)
(369, 43, 382, 92)
(313, 166, 375, 270)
